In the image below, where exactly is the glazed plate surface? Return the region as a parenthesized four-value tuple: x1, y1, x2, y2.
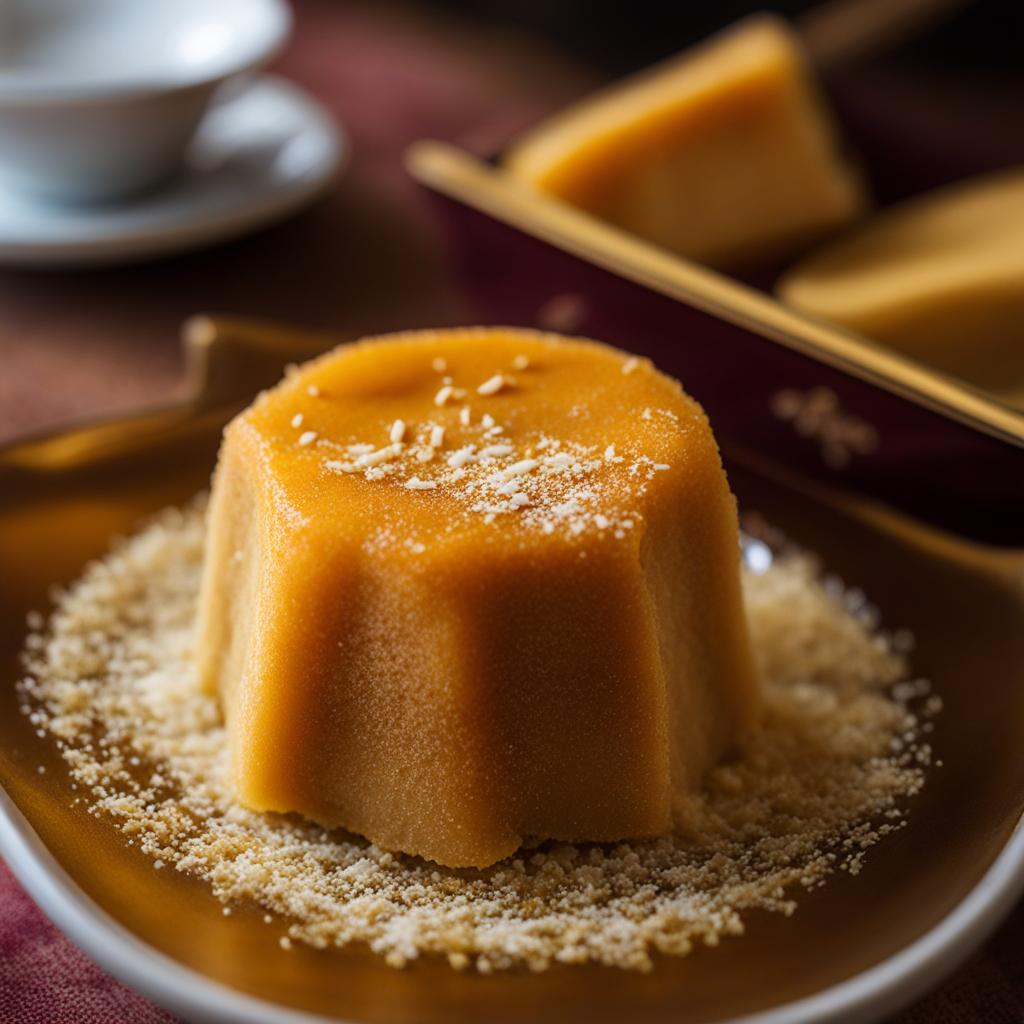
(2, 319, 1024, 1024)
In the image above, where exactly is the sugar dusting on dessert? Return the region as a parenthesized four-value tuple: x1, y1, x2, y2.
(18, 501, 935, 973)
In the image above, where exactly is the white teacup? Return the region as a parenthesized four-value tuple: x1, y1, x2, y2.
(0, 0, 291, 205)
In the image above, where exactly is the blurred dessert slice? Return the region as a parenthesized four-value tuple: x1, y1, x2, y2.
(778, 169, 1024, 402)
(505, 15, 867, 270)
(196, 327, 760, 868)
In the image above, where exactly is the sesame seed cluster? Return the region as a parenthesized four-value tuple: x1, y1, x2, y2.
(18, 501, 936, 973)
(282, 352, 674, 540)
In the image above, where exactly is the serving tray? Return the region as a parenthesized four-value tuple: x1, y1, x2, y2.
(2, 317, 1024, 1024)
(406, 142, 1024, 546)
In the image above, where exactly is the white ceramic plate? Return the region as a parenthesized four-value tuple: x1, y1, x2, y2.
(0, 73, 343, 267)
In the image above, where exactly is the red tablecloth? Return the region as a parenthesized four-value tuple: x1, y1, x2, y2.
(0, 2, 1021, 1021)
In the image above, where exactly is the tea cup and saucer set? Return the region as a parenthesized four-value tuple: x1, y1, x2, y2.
(0, 0, 343, 266)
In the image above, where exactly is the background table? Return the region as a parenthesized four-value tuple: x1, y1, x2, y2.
(1, 2, 1021, 1021)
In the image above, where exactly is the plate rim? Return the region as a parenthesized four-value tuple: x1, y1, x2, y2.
(2, 774, 1023, 1024)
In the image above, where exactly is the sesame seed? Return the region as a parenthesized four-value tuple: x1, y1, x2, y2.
(291, 413, 304, 429)
(510, 492, 530, 508)
(512, 355, 530, 371)
(478, 444, 514, 459)
(307, 385, 320, 396)
(594, 514, 610, 529)
(459, 406, 471, 426)
(447, 447, 477, 469)
(503, 458, 538, 478)
(404, 477, 437, 490)
(481, 414, 495, 429)
(432, 357, 448, 373)
(477, 374, 505, 396)
(324, 460, 354, 473)
(434, 386, 455, 407)
(298, 431, 318, 447)
(622, 357, 639, 375)
(355, 446, 400, 468)
(390, 419, 406, 444)
(652, 463, 670, 471)
(430, 425, 445, 448)
(347, 443, 376, 455)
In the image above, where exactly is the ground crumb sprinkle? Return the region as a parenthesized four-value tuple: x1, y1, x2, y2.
(19, 501, 935, 974)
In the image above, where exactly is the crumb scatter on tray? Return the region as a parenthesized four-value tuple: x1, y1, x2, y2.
(18, 499, 934, 973)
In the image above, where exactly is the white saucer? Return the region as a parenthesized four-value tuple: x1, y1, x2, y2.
(0, 74, 344, 267)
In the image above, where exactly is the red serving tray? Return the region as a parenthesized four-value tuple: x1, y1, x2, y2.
(408, 139, 1024, 546)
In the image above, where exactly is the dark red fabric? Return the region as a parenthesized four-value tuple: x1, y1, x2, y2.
(0, 3, 1022, 1022)
(0, 860, 178, 1023)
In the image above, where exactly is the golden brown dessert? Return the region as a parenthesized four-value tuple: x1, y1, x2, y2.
(196, 328, 759, 867)
(778, 169, 1024, 399)
(505, 15, 866, 270)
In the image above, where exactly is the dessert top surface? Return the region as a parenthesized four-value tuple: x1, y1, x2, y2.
(233, 327, 722, 554)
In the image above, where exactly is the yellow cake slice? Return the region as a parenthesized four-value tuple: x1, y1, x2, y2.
(505, 15, 867, 269)
(196, 328, 760, 867)
(778, 169, 1024, 399)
